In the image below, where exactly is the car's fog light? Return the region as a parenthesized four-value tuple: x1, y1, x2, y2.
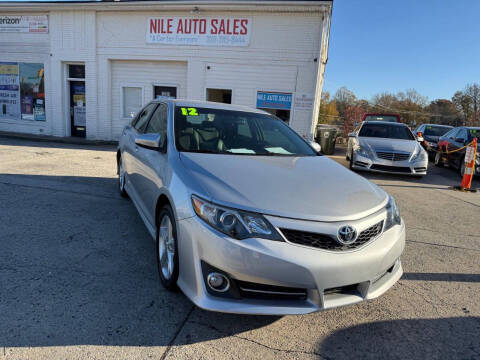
(207, 272, 230, 292)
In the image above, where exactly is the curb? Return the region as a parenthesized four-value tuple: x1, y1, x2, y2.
(0, 131, 118, 147)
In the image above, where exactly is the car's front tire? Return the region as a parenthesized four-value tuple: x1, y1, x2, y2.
(349, 151, 355, 170)
(460, 157, 466, 178)
(156, 205, 179, 291)
(118, 157, 128, 198)
(434, 151, 444, 167)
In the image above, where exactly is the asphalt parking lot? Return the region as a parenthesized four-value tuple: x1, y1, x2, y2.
(1, 136, 479, 360)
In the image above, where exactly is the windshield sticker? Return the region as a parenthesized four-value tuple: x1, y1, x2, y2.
(265, 147, 293, 154)
(181, 107, 199, 116)
(226, 148, 256, 154)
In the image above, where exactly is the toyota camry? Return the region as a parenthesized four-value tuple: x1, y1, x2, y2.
(117, 99, 405, 315)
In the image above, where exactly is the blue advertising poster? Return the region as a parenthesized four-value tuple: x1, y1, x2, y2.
(256, 92, 292, 110)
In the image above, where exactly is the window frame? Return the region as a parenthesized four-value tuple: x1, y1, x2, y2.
(120, 83, 145, 120)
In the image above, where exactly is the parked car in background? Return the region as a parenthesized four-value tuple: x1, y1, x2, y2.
(435, 126, 480, 176)
(117, 99, 405, 315)
(414, 124, 453, 159)
(362, 113, 401, 123)
(347, 121, 428, 177)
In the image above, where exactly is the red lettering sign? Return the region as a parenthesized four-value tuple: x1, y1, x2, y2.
(147, 17, 251, 46)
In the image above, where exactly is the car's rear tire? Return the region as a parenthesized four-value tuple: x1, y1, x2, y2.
(118, 157, 128, 198)
(156, 205, 179, 291)
(434, 151, 444, 167)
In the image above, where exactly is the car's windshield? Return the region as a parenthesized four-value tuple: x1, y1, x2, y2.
(359, 123, 415, 140)
(364, 115, 399, 122)
(468, 128, 480, 141)
(423, 125, 453, 137)
(174, 106, 316, 156)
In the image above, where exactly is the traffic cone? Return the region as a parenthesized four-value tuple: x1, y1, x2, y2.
(456, 138, 477, 192)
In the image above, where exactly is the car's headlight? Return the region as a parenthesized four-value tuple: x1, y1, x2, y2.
(385, 195, 401, 230)
(411, 147, 428, 162)
(356, 145, 375, 159)
(192, 195, 283, 241)
(426, 141, 437, 148)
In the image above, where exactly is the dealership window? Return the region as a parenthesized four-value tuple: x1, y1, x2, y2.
(0, 62, 45, 121)
(256, 91, 292, 124)
(122, 86, 143, 118)
(206, 88, 232, 104)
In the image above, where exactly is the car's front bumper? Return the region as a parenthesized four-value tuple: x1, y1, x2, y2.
(175, 209, 405, 315)
(351, 153, 428, 175)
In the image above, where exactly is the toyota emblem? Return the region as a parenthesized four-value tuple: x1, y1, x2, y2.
(337, 225, 357, 245)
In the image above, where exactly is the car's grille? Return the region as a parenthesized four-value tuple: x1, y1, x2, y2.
(376, 151, 410, 161)
(370, 164, 412, 173)
(280, 221, 384, 251)
(236, 280, 307, 301)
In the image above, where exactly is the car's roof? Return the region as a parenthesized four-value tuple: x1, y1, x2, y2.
(422, 124, 453, 128)
(151, 98, 268, 115)
(466, 126, 480, 130)
(362, 120, 407, 127)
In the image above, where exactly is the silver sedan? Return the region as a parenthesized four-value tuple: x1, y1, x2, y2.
(347, 121, 428, 177)
(117, 99, 405, 315)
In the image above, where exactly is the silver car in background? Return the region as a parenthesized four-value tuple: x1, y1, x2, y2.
(117, 99, 405, 315)
(347, 121, 428, 177)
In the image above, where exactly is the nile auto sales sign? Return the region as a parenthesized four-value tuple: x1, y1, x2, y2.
(147, 17, 251, 47)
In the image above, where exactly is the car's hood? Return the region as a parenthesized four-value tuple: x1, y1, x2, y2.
(179, 153, 388, 221)
(424, 135, 440, 143)
(359, 137, 419, 153)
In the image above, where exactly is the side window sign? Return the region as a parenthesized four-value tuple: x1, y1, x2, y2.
(180, 107, 199, 116)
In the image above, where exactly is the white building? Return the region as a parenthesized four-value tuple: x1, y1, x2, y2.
(0, 0, 332, 141)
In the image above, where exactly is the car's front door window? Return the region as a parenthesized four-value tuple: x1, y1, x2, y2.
(145, 103, 168, 148)
(133, 103, 157, 133)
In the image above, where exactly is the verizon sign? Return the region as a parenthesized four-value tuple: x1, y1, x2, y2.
(0, 15, 48, 33)
(147, 17, 251, 47)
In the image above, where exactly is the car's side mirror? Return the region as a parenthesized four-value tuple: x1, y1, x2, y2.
(310, 141, 321, 154)
(135, 133, 162, 150)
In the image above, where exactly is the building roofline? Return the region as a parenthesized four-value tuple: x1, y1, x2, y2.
(0, 0, 332, 12)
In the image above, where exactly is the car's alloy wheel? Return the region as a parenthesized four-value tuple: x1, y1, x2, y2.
(156, 206, 179, 290)
(118, 158, 127, 197)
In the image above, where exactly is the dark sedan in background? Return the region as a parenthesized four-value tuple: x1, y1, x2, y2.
(414, 124, 453, 158)
(435, 126, 480, 176)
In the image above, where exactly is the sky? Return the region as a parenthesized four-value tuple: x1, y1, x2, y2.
(324, 0, 480, 102)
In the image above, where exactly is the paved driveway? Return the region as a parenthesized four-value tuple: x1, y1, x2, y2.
(0, 137, 479, 360)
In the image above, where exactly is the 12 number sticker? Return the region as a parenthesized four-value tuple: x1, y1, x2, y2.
(181, 107, 199, 116)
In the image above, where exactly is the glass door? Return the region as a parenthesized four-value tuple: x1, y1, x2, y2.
(67, 64, 86, 137)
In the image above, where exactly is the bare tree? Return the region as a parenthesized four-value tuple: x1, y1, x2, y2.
(464, 83, 480, 125)
(333, 86, 356, 118)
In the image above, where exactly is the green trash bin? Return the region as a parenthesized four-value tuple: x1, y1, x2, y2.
(316, 127, 337, 155)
